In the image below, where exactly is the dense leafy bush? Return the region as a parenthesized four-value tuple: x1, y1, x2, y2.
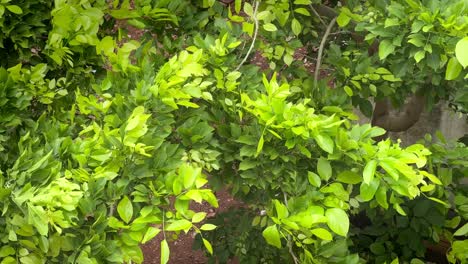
(0, 0, 467, 263)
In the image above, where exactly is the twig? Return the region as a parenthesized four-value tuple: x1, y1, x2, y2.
(314, 17, 336, 90)
(108, 203, 115, 217)
(234, 1, 260, 71)
(283, 192, 299, 264)
(309, 4, 327, 27)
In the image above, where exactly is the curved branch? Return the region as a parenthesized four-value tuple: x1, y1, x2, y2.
(314, 17, 336, 89)
(372, 94, 425, 132)
(234, 1, 259, 72)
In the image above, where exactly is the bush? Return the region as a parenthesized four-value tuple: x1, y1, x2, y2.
(0, 0, 467, 263)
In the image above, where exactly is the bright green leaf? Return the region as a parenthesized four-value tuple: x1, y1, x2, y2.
(161, 239, 169, 264)
(363, 160, 377, 184)
(262, 225, 282, 248)
(263, 23, 278, 32)
(454, 223, 468, 236)
(142, 227, 160, 244)
(200, 224, 217, 231)
(317, 157, 332, 181)
(445, 57, 462, 80)
(202, 238, 213, 254)
(191, 212, 206, 223)
(117, 196, 133, 224)
(314, 134, 334, 154)
(455, 37, 468, 68)
(379, 40, 395, 60)
(311, 228, 333, 241)
(291, 18, 302, 36)
(325, 208, 349, 237)
(166, 219, 192, 231)
(360, 177, 380, 201)
(6, 5, 22, 14)
(308, 171, 321, 187)
(336, 171, 362, 184)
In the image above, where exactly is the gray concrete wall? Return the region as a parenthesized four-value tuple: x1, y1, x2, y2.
(355, 102, 467, 145)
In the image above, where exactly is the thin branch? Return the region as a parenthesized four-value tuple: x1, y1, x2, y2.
(283, 192, 299, 264)
(314, 17, 337, 90)
(108, 202, 115, 217)
(234, 1, 260, 71)
(309, 4, 327, 27)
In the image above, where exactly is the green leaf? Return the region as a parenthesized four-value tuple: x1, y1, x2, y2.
(455, 37, 468, 68)
(191, 212, 206, 223)
(167, 219, 192, 231)
(243, 2, 253, 17)
(380, 160, 400, 180)
(325, 208, 349, 236)
(414, 50, 425, 63)
(179, 163, 201, 189)
(202, 238, 213, 254)
(317, 157, 332, 181)
(200, 224, 217, 231)
(336, 171, 362, 184)
(378, 40, 395, 60)
(256, 134, 264, 155)
(363, 160, 377, 184)
(274, 200, 289, 219)
(428, 197, 449, 207)
(308, 171, 321, 187)
(283, 53, 293, 65)
(117, 196, 133, 224)
(291, 18, 302, 36)
(337, 12, 351, 27)
(235, 0, 242, 13)
(6, 5, 22, 14)
(344, 86, 353, 96)
(423, 172, 442, 185)
(262, 225, 282, 248)
(311, 228, 333, 240)
(393, 203, 407, 216)
(314, 134, 334, 154)
(454, 223, 468, 236)
(359, 177, 380, 201)
(294, 8, 310, 16)
(445, 57, 462, 80)
(142, 227, 160, 244)
(375, 185, 389, 209)
(263, 23, 278, 32)
(294, 0, 312, 4)
(410, 259, 425, 264)
(161, 239, 170, 264)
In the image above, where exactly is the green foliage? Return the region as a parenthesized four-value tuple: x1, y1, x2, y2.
(0, 0, 466, 263)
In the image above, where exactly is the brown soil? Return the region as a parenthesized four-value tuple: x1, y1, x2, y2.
(141, 189, 243, 264)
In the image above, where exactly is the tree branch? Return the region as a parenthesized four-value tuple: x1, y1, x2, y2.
(234, 1, 259, 72)
(314, 17, 336, 89)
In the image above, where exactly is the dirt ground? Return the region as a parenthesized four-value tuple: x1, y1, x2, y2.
(141, 189, 243, 264)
